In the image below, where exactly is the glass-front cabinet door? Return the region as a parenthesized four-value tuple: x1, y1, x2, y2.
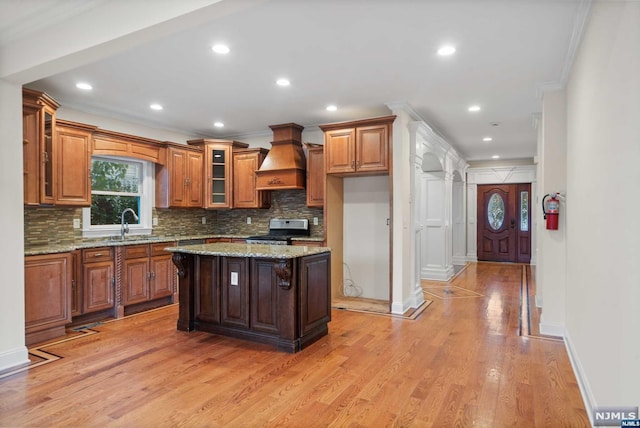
(187, 139, 248, 209)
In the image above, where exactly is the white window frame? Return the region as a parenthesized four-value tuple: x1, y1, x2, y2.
(82, 156, 154, 239)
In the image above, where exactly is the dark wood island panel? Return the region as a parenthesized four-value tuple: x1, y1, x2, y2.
(167, 243, 331, 353)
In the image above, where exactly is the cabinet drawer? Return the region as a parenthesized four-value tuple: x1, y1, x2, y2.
(124, 244, 150, 259)
(82, 247, 113, 263)
(151, 242, 173, 256)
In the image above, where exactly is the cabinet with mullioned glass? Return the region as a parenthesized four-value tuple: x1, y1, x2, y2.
(187, 139, 248, 209)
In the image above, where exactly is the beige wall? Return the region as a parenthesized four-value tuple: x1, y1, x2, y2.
(565, 0, 640, 413)
(0, 80, 29, 370)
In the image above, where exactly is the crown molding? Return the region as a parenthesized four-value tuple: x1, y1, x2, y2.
(560, 0, 593, 85)
(535, 0, 593, 99)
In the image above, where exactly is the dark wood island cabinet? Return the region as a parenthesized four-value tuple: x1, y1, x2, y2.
(166, 243, 331, 353)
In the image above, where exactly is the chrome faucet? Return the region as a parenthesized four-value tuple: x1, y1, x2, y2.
(120, 208, 139, 240)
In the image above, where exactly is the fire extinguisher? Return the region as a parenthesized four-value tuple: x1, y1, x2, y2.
(542, 193, 560, 230)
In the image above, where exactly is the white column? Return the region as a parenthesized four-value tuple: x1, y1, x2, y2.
(421, 172, 454, 281)
(466, 183, 478, 262)
(537, 89, 567, 337)
(452, 175, 467, 265)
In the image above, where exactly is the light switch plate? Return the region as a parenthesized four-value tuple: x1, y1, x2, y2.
(313, 217, 318, 226)
(73, 219, 81, 229)
(152, 217, 158, 226)
(247, 217, 251, 225)
(202, 217, 207, 225)
(231, 272, 238, 286)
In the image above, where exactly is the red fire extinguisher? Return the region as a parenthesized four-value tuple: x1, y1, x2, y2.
(542, 193, 560, 230)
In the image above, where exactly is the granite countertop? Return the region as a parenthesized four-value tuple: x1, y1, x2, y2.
(24, 234, 325, 256)
(165, 242, 330, 259)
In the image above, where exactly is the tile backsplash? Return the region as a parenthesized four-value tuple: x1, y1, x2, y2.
(24, 189, 324, 246)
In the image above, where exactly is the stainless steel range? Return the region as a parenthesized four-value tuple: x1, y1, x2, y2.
(246, 218, 310, 245)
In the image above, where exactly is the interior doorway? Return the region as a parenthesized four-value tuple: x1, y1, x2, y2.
(477, 183, 531, 263)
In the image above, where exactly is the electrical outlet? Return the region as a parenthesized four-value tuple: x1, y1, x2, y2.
(73, 219, 81, 229)
(152, 217, 158, 226)
(313, 217, 318, 226)
(202, 217, 206, 225)
(231, 272, 238, 286)
(247, 217, 251, 225)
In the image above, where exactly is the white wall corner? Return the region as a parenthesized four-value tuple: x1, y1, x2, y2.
(564, 329, 596, 427)
(0, 346, 29, 373)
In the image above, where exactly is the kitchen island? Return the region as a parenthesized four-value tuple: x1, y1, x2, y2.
(165, 243, 331, 353)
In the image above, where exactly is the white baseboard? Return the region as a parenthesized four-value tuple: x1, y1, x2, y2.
(535, 295, 543, 308)
(539, 316, 565, 337)
(564, 329, 596, 427)
(452, 255, 467, 266)
(0, 346, 29, 373)
(422, 265, 455, 281)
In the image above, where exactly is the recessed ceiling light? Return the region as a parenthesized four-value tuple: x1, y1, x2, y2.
(437, 45, 456, 56)
(150, 103, 163, 111)
(492, 155, 500, 159)
(211, 44, 230, 54)
(483, 137, 493, 142)
(213, 122, 224, 128)
(468, 105, 481, 112)
(76, 82, 92, 90)
(276, 78, 290, 87)
(326, 105, 337, 112)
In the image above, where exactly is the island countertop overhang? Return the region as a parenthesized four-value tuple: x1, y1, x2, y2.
(164, 242, 330, 259)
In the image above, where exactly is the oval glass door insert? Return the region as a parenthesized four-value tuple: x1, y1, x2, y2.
(488, 193, 505, 230)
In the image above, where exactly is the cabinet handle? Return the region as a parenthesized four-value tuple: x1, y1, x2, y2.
(43, 151, 49, 163)
(351, 160, 355, 168)
(93, 253, 103, 257)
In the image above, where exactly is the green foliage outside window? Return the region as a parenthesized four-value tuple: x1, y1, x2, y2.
(91, 159, 141, 225)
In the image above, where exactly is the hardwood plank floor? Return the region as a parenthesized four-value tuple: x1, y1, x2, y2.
(0, 262, 589, 427)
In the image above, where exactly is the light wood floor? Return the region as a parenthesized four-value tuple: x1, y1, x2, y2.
(0, 262, 589, 427)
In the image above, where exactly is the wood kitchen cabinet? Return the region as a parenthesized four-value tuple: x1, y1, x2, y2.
(122, 243, 174, 313)
(188, 139, 249, 209)
(156, 144, 203, 208)
(233, 148, 271, 209)
(320, 116, 396, 175)
(55, 120, 95, 206)
(81, 247, 115, 315)
(24, 252, 73, 345)
(304, 143, 324, 207)
(22, 88, 59, 206)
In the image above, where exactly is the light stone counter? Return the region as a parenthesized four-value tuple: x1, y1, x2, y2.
(164, 242, 330, 259)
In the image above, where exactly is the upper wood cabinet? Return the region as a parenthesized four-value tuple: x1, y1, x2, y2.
(22, 88, 60, 205)
(156, 144, 203, 208)
(233, 148, 271, 209)
(319, 116, 396, 176)
(92, 130, 166, 165)
(55, 120, 95, 206)
(304, 143, 324, 208)
(188, 139, 248, 209)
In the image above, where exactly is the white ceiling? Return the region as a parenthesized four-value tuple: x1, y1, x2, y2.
(6, 0, 587, 161)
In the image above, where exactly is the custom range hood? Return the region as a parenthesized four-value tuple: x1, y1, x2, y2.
(255, 123, 306, 190)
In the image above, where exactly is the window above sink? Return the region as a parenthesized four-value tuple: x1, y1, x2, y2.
(82, 156, 153, 239)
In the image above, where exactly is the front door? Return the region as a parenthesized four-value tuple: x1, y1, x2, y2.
(477, 183, 531, 263)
